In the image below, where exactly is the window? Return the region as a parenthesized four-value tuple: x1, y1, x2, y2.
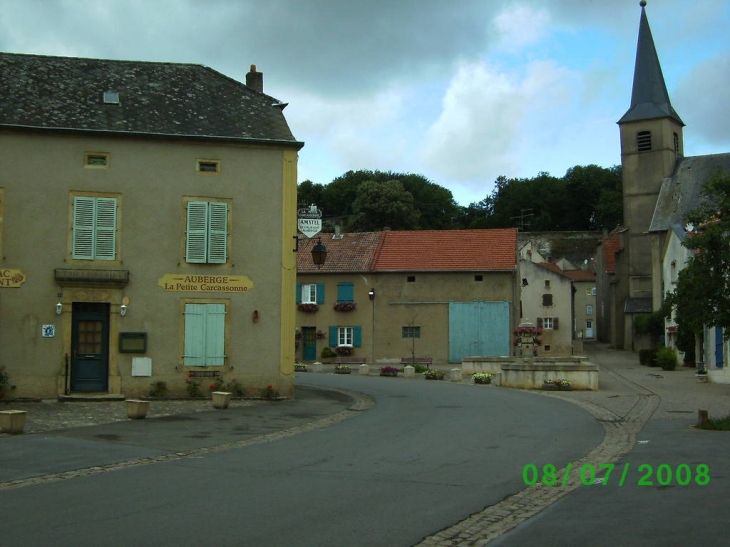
(338, 326, 353, 346)
(72, 195, 118, 260)
(407, 276, 416, 283)
(183, 302, 226, 366)
(302, 284, 317, 304)
(637, 130, 652, 151)
(542, 293, 553, 307)
(474, 275, 483, 282)
(196, 159, 220, 174)
(591, 287, 597, 296)
(402, 326, 421, 338)
(674, 132, 680, 155)
(185, 200, 228, 264)
(336, 282, 354, 303)
(538, 317, 559, 330)
(586, 305, 593, 315)
(329, 325, 362, 347)
(84, 152, 109, 168)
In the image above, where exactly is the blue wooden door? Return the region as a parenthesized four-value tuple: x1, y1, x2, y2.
(302, 327, 317, 361)
(448, 301, 510, 363)
(71, 303, 110, 392)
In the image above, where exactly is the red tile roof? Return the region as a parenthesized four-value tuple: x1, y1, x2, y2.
(371, 229, 517, 271)
(297, 232, 382, 273)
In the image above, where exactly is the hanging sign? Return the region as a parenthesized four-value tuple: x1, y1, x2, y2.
(0, 269, 26, 288)
(298, 204, 322, 238)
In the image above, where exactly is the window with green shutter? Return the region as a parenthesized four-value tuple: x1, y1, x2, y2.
(184, 303, 227, 366)
(186, 201, 228, 264)
(337, 282, 354, 303)
(72, 196, 117, 260)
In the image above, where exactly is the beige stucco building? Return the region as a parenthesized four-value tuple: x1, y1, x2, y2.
(0, 54, 303, 399)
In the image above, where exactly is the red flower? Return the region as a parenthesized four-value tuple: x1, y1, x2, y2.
(188, 372, 194, 378)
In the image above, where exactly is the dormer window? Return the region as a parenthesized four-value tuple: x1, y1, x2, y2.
(637, 131, 652, 151)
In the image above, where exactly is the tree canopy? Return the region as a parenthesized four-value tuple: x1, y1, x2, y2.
(297, 165, 623, 232)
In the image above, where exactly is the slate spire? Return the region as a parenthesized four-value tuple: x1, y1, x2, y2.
(619, 1, 684, 125)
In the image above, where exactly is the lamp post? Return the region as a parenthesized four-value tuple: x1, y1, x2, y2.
(311, 237, 328, 268)
(368, 288, 375, 365)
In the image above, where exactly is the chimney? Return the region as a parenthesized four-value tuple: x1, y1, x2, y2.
(246, 64, 263, 93)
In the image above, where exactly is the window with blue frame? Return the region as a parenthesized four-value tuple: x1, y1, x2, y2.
(296, 283, 325, 304)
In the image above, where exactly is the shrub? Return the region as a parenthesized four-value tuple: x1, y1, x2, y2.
(655, 346, 678, 371)
(148, 381, 167, 397)
(321, 346, 336, 359)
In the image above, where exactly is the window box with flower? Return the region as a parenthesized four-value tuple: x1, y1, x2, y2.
(298, 303, 319, 313)
(335, 345, 354, 356)
(333, 302, 356, 312)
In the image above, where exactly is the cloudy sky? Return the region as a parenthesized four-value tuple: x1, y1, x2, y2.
(2, 0, 728, 205)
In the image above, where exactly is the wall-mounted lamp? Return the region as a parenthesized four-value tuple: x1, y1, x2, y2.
(311, 237, 328, 268)
(120, 304, 128, 317)
(55, 302, 63, 315)
(368, 288, 375, 301)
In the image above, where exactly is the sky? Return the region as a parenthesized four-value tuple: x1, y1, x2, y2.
(2, 0, 729, 206)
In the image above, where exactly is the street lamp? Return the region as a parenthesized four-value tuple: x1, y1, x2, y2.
(368, 288, 375, 365)
(311, 237, 328, 268)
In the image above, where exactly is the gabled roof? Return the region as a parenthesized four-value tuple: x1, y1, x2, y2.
(649, 153, 730, 232)
(371, 229, 517, 272)
(297, 232, 382, 273)
(618, 3, 683, 125)
(0, 53, 302, 146)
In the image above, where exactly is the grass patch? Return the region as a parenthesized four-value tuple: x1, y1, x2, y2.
(697, 414, 730, 430)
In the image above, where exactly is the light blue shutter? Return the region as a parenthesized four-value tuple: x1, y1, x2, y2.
(353, 326, 362, 347)
(337, 282, 354, 302)
(72, 196, 96, 259)
(94, 197, 117, 260)
(316, 283, 325, 304)
(207, 202, 228, 264)
(184, 304, 206, 366)
(205, 304, 226, 366)
(296, 284, 302, 304)
(186, 202, 209, 263)
(329, 326, 337, 347)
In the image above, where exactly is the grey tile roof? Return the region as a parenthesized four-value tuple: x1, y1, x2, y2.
(624, 297, 652, 314)
(0, 53, 302, 146)
(649, 153, 730, 232)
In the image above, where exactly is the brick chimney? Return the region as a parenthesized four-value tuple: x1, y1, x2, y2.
(246, 64, 263, 93)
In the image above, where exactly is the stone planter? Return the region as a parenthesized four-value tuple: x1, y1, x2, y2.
(542, 382, 559, 391)
(425, 373, 445, 380)
(212, 391, 232, 409)
(0, 410, 27, 434)
(380, 371, 398, 377)
(126, 399, 150, 419)
(474, 377, 492, 384)
(334, 370, 352, 374)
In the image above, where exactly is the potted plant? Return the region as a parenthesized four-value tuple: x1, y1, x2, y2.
(334, 364, 352, 374)
(335, 345, 354, 356)
(212, 391, 232, 409)
(473, 373, 493, 384)
(424, 369, 445, 380)
(380, 366, 399, 377)
(333, 302, 356, 312)
(295, 363, 308, 372)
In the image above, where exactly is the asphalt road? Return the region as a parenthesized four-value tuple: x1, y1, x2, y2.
(2, 375, 603, 547)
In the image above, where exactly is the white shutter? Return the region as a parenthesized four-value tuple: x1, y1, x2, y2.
(205, 304, 226, 366)
(94, 198, 117, 260)
(207, 202, 228, 264)
(72, 196, 96, 259)
(186, 202, 209, 263)
(184, 304, 206, 366)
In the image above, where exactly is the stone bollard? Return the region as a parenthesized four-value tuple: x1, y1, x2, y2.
(0, 410, 27, 434)
(359, 364, 370, 376)
(492, 372, 502, 386)
(403, 365, 415, 378)
(312, 362, 323, 373)
(697, 409, 709, 428)
(450, 368, 462, 382)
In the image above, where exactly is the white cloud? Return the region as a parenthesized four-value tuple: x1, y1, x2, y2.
(493, 4, 551, 52)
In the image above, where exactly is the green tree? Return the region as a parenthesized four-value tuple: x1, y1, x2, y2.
(350, 180, 420, 231)
(663, 171, 730, 338)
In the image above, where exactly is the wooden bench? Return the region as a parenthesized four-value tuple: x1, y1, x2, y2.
(400, 357, 433, 368)
(334, 356, 366, 365)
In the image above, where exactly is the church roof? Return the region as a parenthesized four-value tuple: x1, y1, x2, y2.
(649, 153, 730, 232)
(618, 3, 683, 126)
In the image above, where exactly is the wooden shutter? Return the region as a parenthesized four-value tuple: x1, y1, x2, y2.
(186, 202, 208, 263)
(542, 294, 553, 306)
(72, 196, 96, 259)
(184, 303, 206, 366)
(296, 284, 302, 304)
(205, 304, 226, 365)
(207, 202, 228, 263)
(537, 317, 543, 328)
(553, 317, 559, 330)
(316, 283, 326, 304)
(329, 326, 337, 346)
(353, 326, 362, 347)
(337, 282, 354, 302)
(94, 197, 117, 260)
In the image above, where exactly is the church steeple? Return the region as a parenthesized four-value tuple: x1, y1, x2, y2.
(619, 1, 684, 126)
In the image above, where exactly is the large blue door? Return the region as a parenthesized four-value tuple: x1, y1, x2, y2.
(448, 301, 510, 363)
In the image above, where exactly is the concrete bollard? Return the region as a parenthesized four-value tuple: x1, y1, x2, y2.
(0, 410, 27, 434)
(312, 362, 323, 373)
(450, 368, 462, 382)
(404, 365, 415, 378)
(359, 364, 370, 376)
(697, 409, 709, 428)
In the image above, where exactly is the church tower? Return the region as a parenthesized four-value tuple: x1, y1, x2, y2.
(618, 1, 684, 302)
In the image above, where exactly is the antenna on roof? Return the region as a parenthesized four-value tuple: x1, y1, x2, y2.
(511, 208, 533, 231)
